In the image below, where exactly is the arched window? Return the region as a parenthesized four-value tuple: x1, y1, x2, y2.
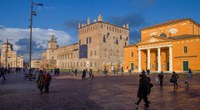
(160, 33, 167, 38)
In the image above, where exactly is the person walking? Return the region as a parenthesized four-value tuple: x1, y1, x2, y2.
(74, 69, 78, 76)
(188, 68, 192, 78)
(82, 69, 86, 80)
(135, 74, 150, 109)
(1, 67, 6, 81)
(171, 71, 179, 89)
(89, 69, 93, 79)
(45, 72, 52, 93)
(158, 71, 164, 87)
(37, 70, 45, 94)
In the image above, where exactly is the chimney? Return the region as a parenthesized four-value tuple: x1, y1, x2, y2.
(78, 23, 81, 28)
(94, 19, 97, 23)
(87, 17, 90, 25)
(126, 23, 129, 29)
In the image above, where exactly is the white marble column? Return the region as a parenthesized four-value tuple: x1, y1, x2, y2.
(157, 48, 161, 71)
(147, 49, 151, 70)
(169, 46, 173, 71)
(138, 49, 141, 72)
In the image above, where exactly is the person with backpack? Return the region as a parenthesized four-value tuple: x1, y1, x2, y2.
(171, 71, 179, 89)
(45, 72, 52, 93)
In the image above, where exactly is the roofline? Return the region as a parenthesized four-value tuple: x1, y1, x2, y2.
(78, 21, 129, 30)
(124, 44, 137, 48)
(141, 18, 200, 31)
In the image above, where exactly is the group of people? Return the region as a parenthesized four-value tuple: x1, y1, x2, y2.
(82, 69, 94, 80)
(135, 69, 193, 109)
(37, 70, 52, 94)
(53, 68, 60, 76)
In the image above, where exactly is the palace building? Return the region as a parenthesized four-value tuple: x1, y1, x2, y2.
(124, 18, 200, 72)
(0, 42, 24, 68)
(40, 14, 129, 71)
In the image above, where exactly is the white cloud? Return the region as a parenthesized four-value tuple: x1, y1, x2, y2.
(0, 26, 72, 61)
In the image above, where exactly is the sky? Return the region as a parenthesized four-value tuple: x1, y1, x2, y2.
(0, 0, 200, 62)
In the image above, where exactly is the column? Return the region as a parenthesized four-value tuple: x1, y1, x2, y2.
(169, 46, 173, 71)
(138, 49, 141, 72)
(147, 49, 151, 70)
(157, 48, 161, 71)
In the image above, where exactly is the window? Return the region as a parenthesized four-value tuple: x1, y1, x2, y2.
(95, 62, 97, 67)
(86, 38, 88, 44)
(131, 52, 134, 57)
(94, 50, 97, 56)
(90, 62, 92, 67)
(120, 35, 122, 40)
(90, 50, 93, 56)
(103, 35, 106, 43)
(183, 46, 187, 53)
(125, 42, 127, 46)
(160, 33, 167, 38)
(89, 37, 91, 43)
(126, 37, 129, 41)
(107, 33, 110, 36)
(116, 39, 118, 45)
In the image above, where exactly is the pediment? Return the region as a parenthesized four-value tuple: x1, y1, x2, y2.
(138, 36, 169, 45)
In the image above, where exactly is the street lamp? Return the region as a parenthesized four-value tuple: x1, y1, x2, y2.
(29, 0, 43, 77)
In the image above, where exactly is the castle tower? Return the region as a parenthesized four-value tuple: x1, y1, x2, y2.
(48, 34, 57, 49)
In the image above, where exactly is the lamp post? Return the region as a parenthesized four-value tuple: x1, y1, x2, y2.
(29, 0, 43, 78)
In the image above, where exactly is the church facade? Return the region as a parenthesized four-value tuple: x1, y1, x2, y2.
(124, 18, 200, 72)
(0, 42, 23, 68)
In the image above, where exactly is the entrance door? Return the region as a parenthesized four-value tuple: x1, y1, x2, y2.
(130, 63, 134, 70)
(183, 61, 188, 71)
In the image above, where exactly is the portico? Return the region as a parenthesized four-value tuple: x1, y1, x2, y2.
(138, 45, 173, 72)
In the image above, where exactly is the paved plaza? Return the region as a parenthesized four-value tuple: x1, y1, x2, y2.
(0, 72, 200, 110)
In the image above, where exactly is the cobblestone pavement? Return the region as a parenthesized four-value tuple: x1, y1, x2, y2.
(0, 72, 200, 110)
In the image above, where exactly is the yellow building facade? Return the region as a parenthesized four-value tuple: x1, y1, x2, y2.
(124, 18, 200, 72)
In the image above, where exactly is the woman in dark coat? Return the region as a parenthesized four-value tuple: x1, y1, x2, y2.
(135, 74, 150, 108)
(37, 70, 45, 94)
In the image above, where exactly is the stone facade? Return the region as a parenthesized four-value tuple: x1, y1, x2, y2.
(124, 18, 200, 72)
(0, 42, 23, 68)
(40, 14, 129, 71)
(31, 59, 41, 69)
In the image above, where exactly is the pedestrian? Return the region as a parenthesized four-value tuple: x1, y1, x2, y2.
(188, 68, 192, 78)
(158, 71, 164, 87)
(45, 72, 52, 93)
(147, 69, 150, 75)
(171, 71, 179, 89)
(89, 69, 93, 79)
(37, 70, 45, 94)
(82, 69, 86, 80)
(1, 67, 6, 81)
(129, 69, 132, 76)
(74, 69, 78, 76)
(121, 67, 124, 75)
(142, 69, 145, 75)
(135, 74, 150, 109)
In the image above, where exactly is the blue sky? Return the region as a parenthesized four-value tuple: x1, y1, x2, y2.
(0, 0, 200, 61)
